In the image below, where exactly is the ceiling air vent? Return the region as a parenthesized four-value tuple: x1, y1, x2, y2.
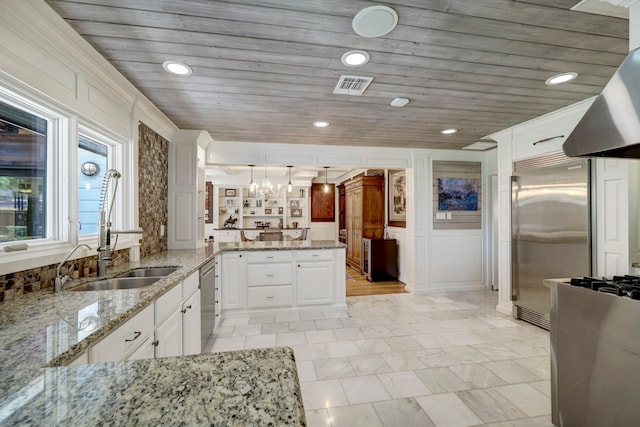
(333, 75, 374, 96)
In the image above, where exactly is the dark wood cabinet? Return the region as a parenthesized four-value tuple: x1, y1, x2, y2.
(310, 183, 335, 222)
(344, 176, 384, 270)
(362, 238, 398, 281)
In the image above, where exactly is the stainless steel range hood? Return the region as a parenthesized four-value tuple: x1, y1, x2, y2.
(563, 47, 640, 158)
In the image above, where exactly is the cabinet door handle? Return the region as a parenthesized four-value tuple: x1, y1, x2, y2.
(215, 300, 219, 303)
(181, 308, 187, 314)
(187, 304, 192, 309)
(298, 264, 301, 267)
(125, 331, 142, 342)
(152, 340, 159, 347)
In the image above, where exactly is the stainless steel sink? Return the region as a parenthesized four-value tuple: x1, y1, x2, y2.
(69, 277, 161, 291)
(118, 267, 179, 278)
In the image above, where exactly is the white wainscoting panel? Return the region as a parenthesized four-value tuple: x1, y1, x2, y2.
(428, 231, 484, 292)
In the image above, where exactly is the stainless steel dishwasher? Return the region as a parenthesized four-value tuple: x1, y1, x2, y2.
(200, 258, 216, 349)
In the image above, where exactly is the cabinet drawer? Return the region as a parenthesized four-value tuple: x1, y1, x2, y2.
(246, 251, 292, 263)
(296, 249, 333, 262)
(247, 263, 292, 286)
(156, 283, 182, 325)
(90, 304, 154, 363)
(182, 271, 199, 300)
(247, 285, 293, 309)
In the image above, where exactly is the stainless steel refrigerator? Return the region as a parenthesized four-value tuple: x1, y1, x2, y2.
(511, 156, 591, 330)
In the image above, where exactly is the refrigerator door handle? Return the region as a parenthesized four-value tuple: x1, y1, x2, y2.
(511, 175, 520, 303)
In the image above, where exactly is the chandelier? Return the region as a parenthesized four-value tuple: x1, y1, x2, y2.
(257, 166, 280, 200)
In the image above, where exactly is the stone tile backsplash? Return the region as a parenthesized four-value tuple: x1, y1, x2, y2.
(0, 249, 129, 302)
(138, 122, 168, 258)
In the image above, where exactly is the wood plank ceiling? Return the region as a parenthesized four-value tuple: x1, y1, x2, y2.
(45, 0, 629, 149)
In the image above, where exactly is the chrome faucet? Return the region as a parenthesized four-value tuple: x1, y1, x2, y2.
(97, 169, 121, 277)
(55, 244, 91, 292)
(96, 169, 143, 276)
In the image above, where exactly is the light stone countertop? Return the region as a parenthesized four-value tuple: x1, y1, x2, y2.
(2, 347, 305, 426)
(0, 240, 342, 425)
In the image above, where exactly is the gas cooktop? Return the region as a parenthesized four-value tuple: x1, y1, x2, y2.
(567, 276, 640, 299)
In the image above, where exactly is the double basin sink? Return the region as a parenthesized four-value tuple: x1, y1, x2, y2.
(69, 267, 179, 291)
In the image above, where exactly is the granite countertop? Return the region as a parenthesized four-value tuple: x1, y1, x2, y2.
(2, 347, 306, 426)
(0, 241, 343, 425)
(218, 240, 345, 251)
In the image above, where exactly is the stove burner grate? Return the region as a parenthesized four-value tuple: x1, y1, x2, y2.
(567, 275, 640, 299)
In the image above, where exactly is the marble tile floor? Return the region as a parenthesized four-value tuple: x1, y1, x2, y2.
(204, 291, 552, 427)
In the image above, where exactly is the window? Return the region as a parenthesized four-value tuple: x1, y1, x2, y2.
(0, 101, 48, 243)
(78, 134, 108, 236)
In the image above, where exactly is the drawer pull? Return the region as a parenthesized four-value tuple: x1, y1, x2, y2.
(266, 274, 275, 278)
(266, 256, 274, 259)
(266, 296, 274, 299)
(125, 331, 142, 342)
(312, 254, 319, 257)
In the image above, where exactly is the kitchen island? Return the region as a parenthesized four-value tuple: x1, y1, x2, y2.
(0, 241, 344, 425)
(2, 347, 305, 426)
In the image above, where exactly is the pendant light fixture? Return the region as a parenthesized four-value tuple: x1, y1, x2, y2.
(323, 166, 330, 193)
(287, 166, 293, 193)
(248, 165, 256, 191)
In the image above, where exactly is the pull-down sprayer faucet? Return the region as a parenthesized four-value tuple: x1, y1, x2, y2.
(96, 169, 142, 277)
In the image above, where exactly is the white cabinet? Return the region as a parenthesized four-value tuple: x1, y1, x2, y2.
(297, 261, 334, 305)
(182, 289, 201, 355)
(246, 251, 293, 309)
(155, 309, 183, 358)
(154, 270, 201, 358)
(78, 270, 203, 365)
(214, 256, 223, 330)
(127, 337, 155, 360)
(89, 304, 154, 363)
(154, 284, 183, 358)
(221, 252, 246, 310)
(168, 130, 210, 249)
(219, 248, 346, 316)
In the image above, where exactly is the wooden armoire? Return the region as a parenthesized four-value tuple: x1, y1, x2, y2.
(344, 176, 385, 270)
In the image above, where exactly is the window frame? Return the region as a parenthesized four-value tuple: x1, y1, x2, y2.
(0, 83, 135, 276)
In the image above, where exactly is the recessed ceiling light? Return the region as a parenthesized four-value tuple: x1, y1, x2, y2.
(441, 128, 457, 135)
(313, 121, 330, 128)
(352, 5, 398, 38)
(390, 97, 410, 107)
(341, 50, 370, 67)
(162, 60, 192, 76)
(545, 72, 578, 85)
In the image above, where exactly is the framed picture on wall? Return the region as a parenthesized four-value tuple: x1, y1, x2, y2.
(388, 170, 406, 227)
(265, 208, 273, 215)
(225, 188, 236, 197)
(291, 208, 303, 217)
